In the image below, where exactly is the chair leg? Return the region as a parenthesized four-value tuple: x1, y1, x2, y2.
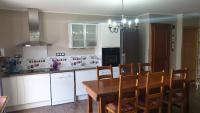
(181, 103, 186, 113)
(105, 109, 108, 113)
(144, 109, 149, 113)
(168, 103, 172, 113)
(159, 105, 162, 113)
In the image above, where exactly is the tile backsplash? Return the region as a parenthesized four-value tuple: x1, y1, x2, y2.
(8, 54, 101, 71)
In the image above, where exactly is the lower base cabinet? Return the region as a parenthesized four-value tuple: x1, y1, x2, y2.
(23, 74, 51, 104)
(2, 76, 18, 107)
(2, 74, 51, 111)
(75, 69, 97, 99)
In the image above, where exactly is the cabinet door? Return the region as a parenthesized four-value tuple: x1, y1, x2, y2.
(71, 24, 84, 48)
(23, 74, 50, 104)
(76, 69, 97, 96)
(51, 72, 74, 105)
(86, 25, 97, 47)
(2, 77, 18, 106)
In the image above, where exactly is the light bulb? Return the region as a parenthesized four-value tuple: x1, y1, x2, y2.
(108, 19, 112, 25)
(25, 44, 31, 47)
(121, 18, 127, 24)
(134, 18, 139, 25)
(128, 20, 132, 26)
(112, 21, 117, 27)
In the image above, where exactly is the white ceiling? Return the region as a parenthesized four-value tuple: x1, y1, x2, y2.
(0, 0, 200, 16)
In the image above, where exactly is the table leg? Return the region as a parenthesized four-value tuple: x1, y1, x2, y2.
(98, 97, 106, 113)
(88, 95, 93, 113)
(186, 83, 190, 113)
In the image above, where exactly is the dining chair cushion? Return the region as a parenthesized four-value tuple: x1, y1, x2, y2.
(106, 101, 136, 112)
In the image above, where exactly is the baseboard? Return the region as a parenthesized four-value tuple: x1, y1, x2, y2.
(52, 99, 75, 105)
(76, 95, 88, 101)
(5, 101, 51, 112)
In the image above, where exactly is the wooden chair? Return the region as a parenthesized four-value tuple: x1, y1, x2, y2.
(119, 64, 134, 76)
(137, 71, 165, 113)
(96, 65, 113, 80)
(105, 75, 138, 113)
(138, 63, 152, 74)
(163, 68, 188, 113)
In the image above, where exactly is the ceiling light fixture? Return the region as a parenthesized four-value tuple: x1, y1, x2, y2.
(108, 0, 139, 33)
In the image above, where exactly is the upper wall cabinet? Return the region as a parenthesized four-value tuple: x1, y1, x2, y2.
(69, 23, 97, 48)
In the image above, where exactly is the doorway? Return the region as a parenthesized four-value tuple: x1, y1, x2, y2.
(182, 27, 198, 81)
(151, 23, 171, 72)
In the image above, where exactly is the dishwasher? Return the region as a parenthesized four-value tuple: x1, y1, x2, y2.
(51, 72, 75, 105)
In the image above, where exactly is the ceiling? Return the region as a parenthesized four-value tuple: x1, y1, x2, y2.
(0, 0, 200, 16)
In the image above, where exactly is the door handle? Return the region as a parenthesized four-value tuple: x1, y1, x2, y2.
(122, 53, 126, 64)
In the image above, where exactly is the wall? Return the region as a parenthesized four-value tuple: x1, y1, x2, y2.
(139, 14, 177, 68)
(0, 9, 116, 57)
(183, 14, 200, 27)
(138, 13, 150, 63)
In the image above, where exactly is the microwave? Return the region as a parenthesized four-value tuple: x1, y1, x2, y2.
(0, 48, 5, 57)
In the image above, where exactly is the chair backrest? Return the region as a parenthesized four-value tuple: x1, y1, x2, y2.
(138, 63, 152, 74)
(144, 72, 165, 107)
(96, 65, 113, 80)
(119, 64, 134, 76)
(170, 68, 188, 93)
(118, 75, 138, 113)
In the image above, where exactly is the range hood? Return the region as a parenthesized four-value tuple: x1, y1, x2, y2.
(17, 8, 52, 47)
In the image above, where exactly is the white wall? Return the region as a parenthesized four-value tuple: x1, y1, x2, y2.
(138, 13, 150, 63)
(0, 9, 119, 57)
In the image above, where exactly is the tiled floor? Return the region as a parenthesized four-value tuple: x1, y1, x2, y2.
(9, 85, 200, 113)
(9, 101, 98, 113)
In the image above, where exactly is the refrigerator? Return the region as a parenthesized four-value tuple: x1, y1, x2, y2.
(120, 29, 140, 72)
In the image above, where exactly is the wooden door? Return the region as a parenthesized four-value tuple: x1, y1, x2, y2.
(182, 27, 198, 81)
(151, 23, 171, 72)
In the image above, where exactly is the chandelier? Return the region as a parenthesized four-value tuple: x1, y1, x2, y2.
(108, 0, 139, 33)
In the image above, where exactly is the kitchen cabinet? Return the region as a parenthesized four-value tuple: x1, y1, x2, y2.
(75, 69, 97, 98)
(69, 23, 97, 48)
(2, 73, 51, 108)
(51, 72, 75, 105)
(2, 77, 18, 106)
(23, 74, 51, 104)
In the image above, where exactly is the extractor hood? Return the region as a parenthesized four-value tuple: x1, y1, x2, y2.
(17, 8, 52, 47)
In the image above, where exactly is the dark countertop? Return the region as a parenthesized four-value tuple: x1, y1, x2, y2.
(1, 66, 96, 78)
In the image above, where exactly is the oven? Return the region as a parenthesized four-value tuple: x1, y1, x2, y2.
(102, 48, 120, 66)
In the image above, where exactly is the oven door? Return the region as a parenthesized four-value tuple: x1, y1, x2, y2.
(102, 48, 120, 66)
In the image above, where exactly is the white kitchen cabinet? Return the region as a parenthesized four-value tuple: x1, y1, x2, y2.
(23, 74, 51, 104)
(2, 77, 18, 107)
(75, 69, 97, 97)
(69, 23, 97, 48)
(2, 74, 51, 111)
(51, 72, 75, 105)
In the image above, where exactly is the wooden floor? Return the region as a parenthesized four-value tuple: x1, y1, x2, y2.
(9, 85, 200, 113)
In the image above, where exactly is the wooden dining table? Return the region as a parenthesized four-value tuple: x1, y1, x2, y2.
(83, 75, 192, 113)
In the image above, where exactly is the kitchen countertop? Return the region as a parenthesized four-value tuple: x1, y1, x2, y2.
(1, 66, 96, 78)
